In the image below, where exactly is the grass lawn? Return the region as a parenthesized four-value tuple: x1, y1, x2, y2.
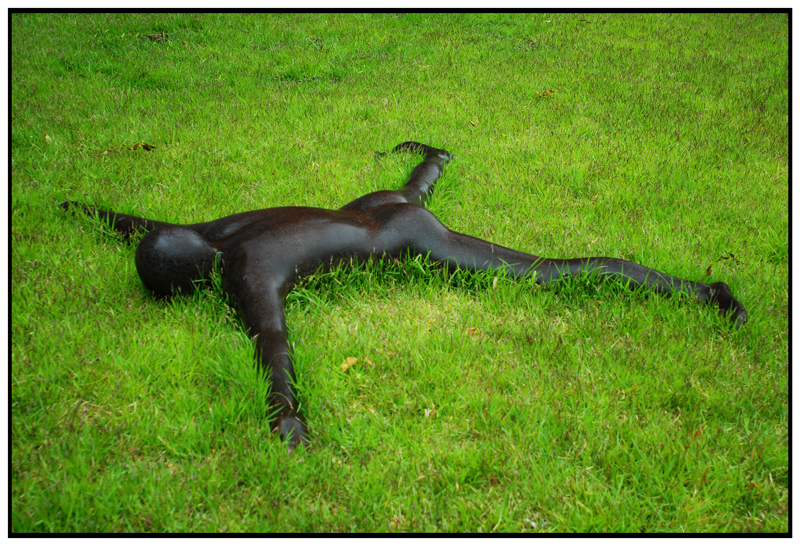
(11, 12, 788, 533)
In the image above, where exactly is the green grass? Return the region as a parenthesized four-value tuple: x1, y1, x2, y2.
(11, 13, 788, 533)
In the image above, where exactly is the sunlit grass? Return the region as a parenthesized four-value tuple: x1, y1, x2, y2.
(12, 12, 787, 533)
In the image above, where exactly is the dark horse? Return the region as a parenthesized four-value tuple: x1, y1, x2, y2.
(62, 141, 747, 449)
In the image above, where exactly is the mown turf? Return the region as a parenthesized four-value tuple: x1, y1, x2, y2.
(11, 13, 788, 533)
